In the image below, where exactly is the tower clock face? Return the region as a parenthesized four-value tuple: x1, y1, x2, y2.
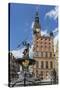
(36, 28, 40, 32)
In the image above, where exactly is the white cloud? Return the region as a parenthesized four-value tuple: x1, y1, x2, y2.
(53, 27, 58, 52)
(45, 6, 58, 20)
(54, 35, 58, 52)
(53, 27, 58, 33)
(11, 48, 25, 58)
(41, 30, 47, 36)
(31, 21, 34, 29)
(41, 30, 49, 36)
(11, 45, 34, 59)
(29, 45, 34, 58)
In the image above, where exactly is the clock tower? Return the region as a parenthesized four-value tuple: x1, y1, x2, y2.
(33, 11, 41, 37)
(32, 10, 55, 80)
(33, 11, 41, 52)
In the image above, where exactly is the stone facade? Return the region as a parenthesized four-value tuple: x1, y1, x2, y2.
(9, 52, 20, 82)
(54, 41, 58, 76)
(32, 11, 55, 80)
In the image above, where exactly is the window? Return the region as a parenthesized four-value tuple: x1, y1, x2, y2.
(50, 61, 53, 68)
(40, 71, 43, 80)
(46, 61, 48, 69)
(39, 61, 41, 68)
(50, 52, 52, 57)
(42, 52, 48, 57)
(36, 61, 39, 68)
(41, 52, 43, 57)
(41, 38, 42, 40)
(36, 45, 38, 47)
(41, 45, 43, 48)
(45, 42, 46, 44)
(43, 52, 46, 57)
(49, 42, 50, 44)
(46, 71, 48, 76)
(45, 38, 47, 40)
(48, 52, 50, 57)
(38, 52, 43, 57)
(39, 52, 41, 57)
(41, 61, 44, 69)
(34, 52, 38, 57)
(40, 71, 43, 76)
(45, 52, 47, 57)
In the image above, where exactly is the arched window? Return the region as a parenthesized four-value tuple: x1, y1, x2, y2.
(33, 52, 38, 57)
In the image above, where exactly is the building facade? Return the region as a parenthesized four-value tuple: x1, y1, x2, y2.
(9, 52, 20, 83)
(32, 11, 55, 80)
(55, 41, 58, 77)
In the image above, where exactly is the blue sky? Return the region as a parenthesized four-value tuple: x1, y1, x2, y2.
(9, 3, 58, 50)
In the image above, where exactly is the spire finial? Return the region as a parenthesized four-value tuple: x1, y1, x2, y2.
(35, 6, 39, 17)
(36, 6, 39, 12)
